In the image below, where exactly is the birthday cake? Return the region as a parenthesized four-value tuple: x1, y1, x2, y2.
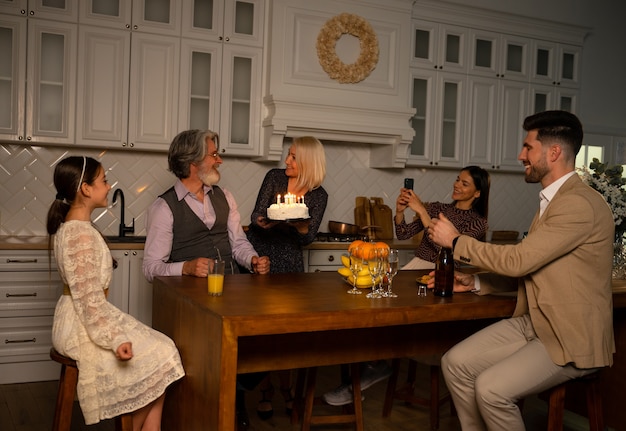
(267, 193, 309, 220)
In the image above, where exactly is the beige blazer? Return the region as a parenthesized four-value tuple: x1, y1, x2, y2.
(455, 174, 615, 369)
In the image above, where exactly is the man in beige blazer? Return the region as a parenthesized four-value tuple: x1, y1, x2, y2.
(428, 110, 615, 431)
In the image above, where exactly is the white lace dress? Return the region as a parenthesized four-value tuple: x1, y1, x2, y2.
(52, 220, 185, 425)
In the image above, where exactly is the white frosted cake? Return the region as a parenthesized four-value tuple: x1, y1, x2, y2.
(267, 194, 309, 220)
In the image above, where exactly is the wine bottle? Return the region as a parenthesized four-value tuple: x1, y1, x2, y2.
(434, 247, 454, 297)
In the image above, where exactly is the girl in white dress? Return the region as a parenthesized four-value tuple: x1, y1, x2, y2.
(46, 156, 185, 430)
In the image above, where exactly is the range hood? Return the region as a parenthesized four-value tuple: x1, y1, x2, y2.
(260, 0, 415, 168)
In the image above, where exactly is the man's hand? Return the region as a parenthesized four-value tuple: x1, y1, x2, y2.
(426, 270, 476, 293)
(182, 257, 210, 277)
(115, 342, 133, 361)
(429, 213, 461, 249)
(251, 256, 270, 274)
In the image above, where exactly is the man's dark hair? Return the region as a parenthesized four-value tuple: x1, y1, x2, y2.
(523, 110, 583, 156)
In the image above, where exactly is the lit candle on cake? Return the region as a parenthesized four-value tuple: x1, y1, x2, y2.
(277, 194, 280, 205)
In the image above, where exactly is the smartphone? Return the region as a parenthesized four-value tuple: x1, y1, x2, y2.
(404, 178, 414, 190)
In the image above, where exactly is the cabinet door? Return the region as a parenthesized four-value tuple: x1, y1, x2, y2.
(469, 30, 529, 81)
(531, 41, 581, 88)
(218, 44, 262, 156)
(466, 75, 497, 168)
(178, 39, 222, 133)
(109, 250, 130, 313)
(128, 32, 180, 150)
(127, 250, 152, 326)
(182, 0, 264, 46)
(132, 0, 180, 36)
(467, 77, 528, 171)
(531, 84, 578, 114)
(0, 17, 26, 142)
(407, 70, 435, 163)
(79, 0, 132, 29)
(28, 0, 78, 22)
(26, 19, 76, 144)
(0, 0, 27, 16)
(407, 69, 465, 167)
(76, 26, 130, 148)
(433, 71, 465, 167)
(496, 80, 528, 170)
(411, 20, 467, 73)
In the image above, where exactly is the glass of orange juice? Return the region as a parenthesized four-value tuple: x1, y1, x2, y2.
(208, 259, 225, 296)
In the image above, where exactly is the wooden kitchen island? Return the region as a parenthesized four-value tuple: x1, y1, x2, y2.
(152, 270, 517, 430)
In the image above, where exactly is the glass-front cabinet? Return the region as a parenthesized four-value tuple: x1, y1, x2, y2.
(178, 0, 264, 156)
(469, 29, 530, 82)
(0, 0, 77, 21)
(408, 69, 465, 167)
(0, 15, 76, 144)
(411, 19, 468, 74)
(531, 41, 581, 88)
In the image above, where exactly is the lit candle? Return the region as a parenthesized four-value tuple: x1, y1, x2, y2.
(277, 194, 280, 205)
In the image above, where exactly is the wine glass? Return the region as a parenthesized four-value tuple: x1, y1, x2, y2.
(366, 248, 383, 298)
(384, 249, 399, 298)
(347, 247, 363, 295)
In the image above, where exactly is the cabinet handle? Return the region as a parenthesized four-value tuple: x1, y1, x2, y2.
(6, 258, 38, 263)
(327, 255, 335, 262)
(26, 136, 32, 141)
(6, 292, 38, 297)
(219, 36, 223, 41)
(225, 37, 230, 42)
(5, 338, 36, 344)
(29, 10, 34, 16)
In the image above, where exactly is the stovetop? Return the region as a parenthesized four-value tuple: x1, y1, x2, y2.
(314, 232, 369, 242)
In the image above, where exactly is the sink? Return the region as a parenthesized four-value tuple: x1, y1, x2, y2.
(105, 235, 146, 243)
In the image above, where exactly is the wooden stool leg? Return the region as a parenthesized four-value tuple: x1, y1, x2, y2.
(115, 413, 134, 431)
(429, 365, 440, 430)
(52, 363, 78, 431)
(351, 363, 363, 431)
(585, 376, 604, 431)
(547, 383, 566, 431)
(302, 367, 317, 431)
(382, 358, 401, 417)
(291, 368, 307, 425)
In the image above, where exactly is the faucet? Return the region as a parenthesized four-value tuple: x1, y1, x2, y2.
(112, 189, 135, 237)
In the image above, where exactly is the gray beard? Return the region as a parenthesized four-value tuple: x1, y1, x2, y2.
(199, 168, 220, 186)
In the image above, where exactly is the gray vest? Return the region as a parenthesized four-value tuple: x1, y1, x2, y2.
(160, 185, 238, 273)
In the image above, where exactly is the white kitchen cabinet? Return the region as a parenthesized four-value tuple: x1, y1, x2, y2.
(0, 250, 62, 384)
(109, 249, 152, 326)
(79, 0, 179, 35)
(178, 0, 264, 156)
(76, 28, 180, 151)
(411, 19, 468, 74)
(76, 1, 180, 151)
(0, 15, 76, 145)
(531, 41, 581, 88)
(407, 68, 466, 168)
(466, 76, 528, 171)
(469, 30, 530, 82)
(306, 249, 346, 272)
(530, 83, 578, 115)
(0, 0, 77, 22)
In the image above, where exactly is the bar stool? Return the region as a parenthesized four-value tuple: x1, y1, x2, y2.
(545, 371, 604, 431)
(292, 363, 364, 431)
(382, 357, 452, 430)
(49, 347, 133, 431)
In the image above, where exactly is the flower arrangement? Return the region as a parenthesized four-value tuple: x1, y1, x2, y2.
(578, 158, 626, 232)
(316, 13, 379, 84)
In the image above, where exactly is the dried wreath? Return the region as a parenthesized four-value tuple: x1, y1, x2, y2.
(316, 13, 379, 84)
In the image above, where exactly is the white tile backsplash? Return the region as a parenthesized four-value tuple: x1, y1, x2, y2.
(0, 143, 539, 238)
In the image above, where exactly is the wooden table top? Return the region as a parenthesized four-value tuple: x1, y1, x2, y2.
(153, 270, 519, 337)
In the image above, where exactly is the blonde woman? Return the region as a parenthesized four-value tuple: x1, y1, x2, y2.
(246, 136, 328, 418)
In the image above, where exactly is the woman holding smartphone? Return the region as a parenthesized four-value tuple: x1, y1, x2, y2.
(395, 165, 490, 269)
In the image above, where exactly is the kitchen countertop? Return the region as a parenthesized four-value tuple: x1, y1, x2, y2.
(0, 235, 145, 250)
(1, 235, 419, 251)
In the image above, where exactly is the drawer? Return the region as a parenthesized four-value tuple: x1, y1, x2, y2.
(0, 250, 56, 271)
(309, 265, 342, 272)
(0, 316, 54, 362)
(0, 278, 62, 317)
(307, 250, 347, 267)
